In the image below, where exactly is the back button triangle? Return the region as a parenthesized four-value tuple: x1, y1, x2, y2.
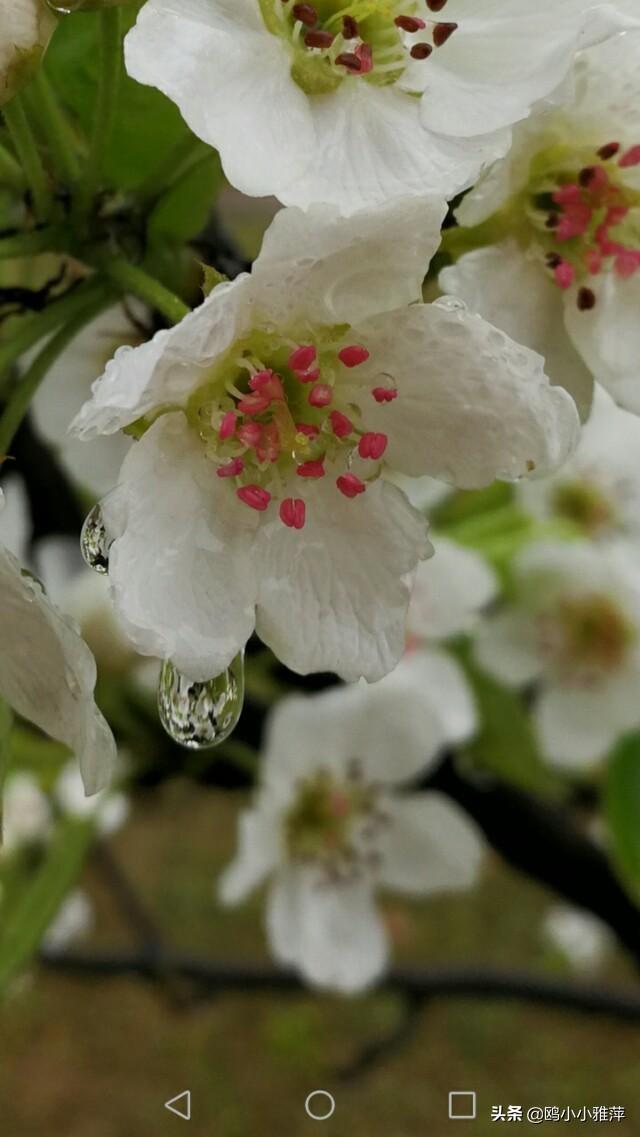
(164, 1091, 191, 1121)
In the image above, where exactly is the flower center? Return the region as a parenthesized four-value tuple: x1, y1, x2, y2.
(284, 764, 387, 880)
(185, 327, 397, 528)
(551, 479, 616, 536)
(258, 0, 457, 94)
(537, 592, 633, 681)
(526, 140, 640, 309)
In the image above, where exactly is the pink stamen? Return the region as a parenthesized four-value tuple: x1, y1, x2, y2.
(615, 250, 640, 278)
(219, 410, 237, 441)
(356, 43, 373, 74)
(237, 391, 271, 415)
(280, 498, 306, 530)
(295, 368, 320, 384)
(288, 345, 317, 372)
(554, 261, 575, 290)
(585, 249, 603, 274)
(216, 457, 244, 478)
(552, 183, 581, 205)
(296, 459, 325, 478)
(372, 387, 397, 403)
(337, 473, 366, 499)
(329, 410, 353, 438)
(256, 423, 281, 463)
(237, 485, 271, 511)
(296, 422, 320, 438)
(394, 14, 426, 31)
(339, 344, 370, 368)
(556, 202, 592, 241)
(619, 145, 640, 168)
(358, 432, 388, 460)
(308, 383, 332, 408)
(249, 370, 284, 400)
(237, 421, 262, 448)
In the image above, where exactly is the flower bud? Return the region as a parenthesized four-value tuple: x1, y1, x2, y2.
(1, 0, 57, 107)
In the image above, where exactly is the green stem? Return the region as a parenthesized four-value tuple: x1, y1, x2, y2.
(0, 142, 25, 193)
(26, 70, 81, 186)
(73, 8, 122, 220)
(0, 287, 112, 457)
(99, 256, 190, 324)
(2, 96, 54, 221)
(0, 225, 69, 260)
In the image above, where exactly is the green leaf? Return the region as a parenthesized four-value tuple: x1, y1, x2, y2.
(606, 732, 640, 904)
(148, 153, 224, 244)
(200, 262, 229, 298)
(0, 818, 95, 994)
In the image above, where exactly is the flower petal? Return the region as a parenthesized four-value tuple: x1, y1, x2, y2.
(564, 272, 640, 415)
(0, 475, 30, 562)
(218, 805, 282, 904)
(474, 610, 543, 687)
(535, 669, 640, 768)
(408, 537, 498, 641)
(379, 792, 483, 896)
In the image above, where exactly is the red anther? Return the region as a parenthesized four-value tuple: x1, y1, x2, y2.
(597, 141, 620, 160)
(292, 3, 318, 26)
(237, 485, 271, 511)
(216, 457, 244, 478)
(249, 370, 284, 400)
(256, 423, 280, 464)
(358, 432, 388, 460)
(395, 15, 426, 32)
(338, 344, 370, 367)
(336, 51, 362, 72)
(237, 391, 271, 414)
(554, 261, 575, 290)
(619, 145, 640, 168)
(577, 287, 596, 311)
(288, 344, 317, 372)
(556, 203, 592, 240)
(371, 386, 398, 403)
(304, 28, 335, 48)
(342, 14, 358, 38)
(219, 410, 237, 441)
(308, 383, 332, 407)
(297, 459, 325, 478)
(410, 42, 433, 59)
(329, 410, 354, 438)
(433, 21, 457, 46)
(356, 43, 373, 73)
(552, 183, 581, 205)
(615, 250, 640, 278)
(296, 421, 320, 438)
(280, 498, 306, 530)
(295, 367, 320, 384)
(237, 421, 262, 447)
(426, 0, 448, 9)
(337, 473, 366, 499)
(579, 165, 608, 192)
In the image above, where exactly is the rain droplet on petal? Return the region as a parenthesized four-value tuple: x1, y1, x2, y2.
(80, 504, 111, 574)
(157, 653, 245, 750)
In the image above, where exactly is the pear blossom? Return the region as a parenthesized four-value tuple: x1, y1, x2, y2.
(123, 0, 634, 214)
(1, 771, 51, 852)
(55, 761, 129, 837)
(442, 31, 640, 416)
(0, 486, 117, 795)
(408, 536, 498, 643)
(475, 540, 640, 770)
(542, 905, 613, 972)
(517, 384, 640, 541)
(219, 677, 483, 993)
(0, 0, 56, 106)
(42, 890, 94, 952)
(71, 199, 579, 684)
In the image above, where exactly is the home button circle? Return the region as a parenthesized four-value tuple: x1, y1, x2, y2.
(305, 1091, 336, 1121)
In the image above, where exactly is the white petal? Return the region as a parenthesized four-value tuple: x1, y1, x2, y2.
(254, 478, 429, 683)
(535, 669, 640, 768)
(441, 242, 593, 418)
(0, 474, 30, 562)
(564, 272, 640, 415)
(218, 805, 282, 905)
(102, 412, 258, 680)
(379, 792, 483, 896)
(408, 537, 498, 640)
(43, 890, 93, 952)
(72, 277, 251, 438)
(0, 545, 116, 794)
(352, 302, 580, 486)
(2, 771, 51, 851)
(0, 0, 56, 106)
(543, 905, 612, 971)
(266, 867, 388, 993)
(251, 196, 447, 327)
(261, 688, 369, 797)
(474, 610, 543, 688)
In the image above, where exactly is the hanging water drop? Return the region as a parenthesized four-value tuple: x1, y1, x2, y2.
(80, 504, 111, 574)
(158, 653, 245, 749)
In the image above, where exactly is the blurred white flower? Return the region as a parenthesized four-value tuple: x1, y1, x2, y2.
(219, 679, 483, 992)
(55, 761, 129, 837)
(0, 0, 56, 106)
(517, 384, 640, 541)
(2, 771, 51, 852)
(42, 889, 94, 952)
(408, 536, 498, 642)
(72, 199, 578, 684)
(0, 489, 117, 796)
(124, 0, 633, 213)
(542, 905, 613, 972)
(475, 540, 640, 769)
(442, 31, 640, 415)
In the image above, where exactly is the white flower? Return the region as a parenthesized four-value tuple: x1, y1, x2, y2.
(219, 678, 483, 993)
(517, 383, 640, 541)
(123, 0, 633, 213)
(42, 890, 94, 952)
(30, 305, 140, 497)
(2, 771, 51, 852)
(542, 905, 612, 972)
(71, 199, 579, 685)
(55, 761, 129, 837)
(475, 540, 640, 769)
(0, 487, 117, 795)
(408, 536, 498, 642)
(0, 0, 56, 106)
(442, 31, 640, 415)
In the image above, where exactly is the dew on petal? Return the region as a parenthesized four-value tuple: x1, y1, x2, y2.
(157, 654, 245, 750)
(80, 504, 111, 574)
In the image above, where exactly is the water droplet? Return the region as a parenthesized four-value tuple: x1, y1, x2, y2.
(80, 505, 111, 574)
(158, 653, 245, 749)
